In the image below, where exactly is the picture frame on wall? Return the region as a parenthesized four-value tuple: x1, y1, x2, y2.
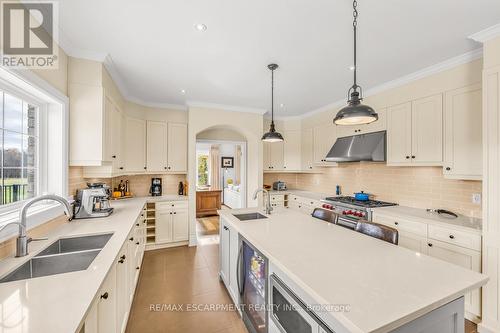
(221, 157, 234, 168)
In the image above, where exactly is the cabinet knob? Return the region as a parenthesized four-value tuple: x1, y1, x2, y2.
(173, 212, 177, 214)
(428, 243, 433, 247)
(136, 223, 140, 226)
(136, 242, 140, 245)
(169, 212, 172, 215)
(120, 255, 126, 260)
(449, 235, 455, 239)
(394, 222, 399, 225)
(283, 166, 286, 169)
(118, 259, 124, 263)
(405, 156, 410, 159)
(136, 266, 140, 270)
(164, 166, 167, 170)
(168, 166, 171, 170)
(129, 237, 134, 241)
(411, 156, 415, 159)
(120, 167, 124, 170)
(100, 292, 109, 299)
(446, 167, 451, 171)
(112, 155, 116, 159)
(223, 226, 228, 231)
(309, 166, 312, 169)
(144, 166, 147, 170)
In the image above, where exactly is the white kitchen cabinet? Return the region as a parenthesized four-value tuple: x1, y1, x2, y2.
(167, 123, 188, 172)
(427, 239, 481, 317)
(97, 263, 117, 333)
(301, 128, 314, 170)
(110, 102, 124, 172)
(84, 298, 98, 333)
(336, 108, 387, 138)
(220, 222, 230, 286)
(124, 117, 147, 173)
(283, 130, 301, 171)
(146, 121, 168, 172)
(444, 84, 482, 180)
(313, 123, 336, 165)
(116, 243, 129, 333)
(155, 201, 189, 244)
(263, 141, 284, 170)
(219, 217, 241, 306)
(411, 94, 443, 164)
(387, 102, 412, 164)
(387, 94, 443, 166)
(399, 231, 429, 255)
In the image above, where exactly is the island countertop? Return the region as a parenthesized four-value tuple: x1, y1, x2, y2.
(219, 207, 488, 333)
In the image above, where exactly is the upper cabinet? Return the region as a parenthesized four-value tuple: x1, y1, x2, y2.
(301, 128, 314, 170)
(313, 123, 337, 165)
(263, 141, 284, 171)
(336, 108, 387, 138)
(443, 84, 482, 180)
(283, 130, 301, 171)
(167, 123, 188, 172)
(146, 121, 188, 173)
(387, 94, 443, 166)
(125, 117, 147, 173)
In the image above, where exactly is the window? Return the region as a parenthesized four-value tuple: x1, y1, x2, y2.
(1, 91, 39, 206)
(197, 152, 209, 187)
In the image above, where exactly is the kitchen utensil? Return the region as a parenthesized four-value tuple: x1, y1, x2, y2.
(426, 208, 458, 219)
(354, 191, 370, 201)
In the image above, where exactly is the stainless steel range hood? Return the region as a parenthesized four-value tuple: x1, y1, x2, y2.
(325, 131, 386, 162)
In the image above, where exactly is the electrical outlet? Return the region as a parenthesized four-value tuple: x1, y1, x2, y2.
(472, 193, 481, 205)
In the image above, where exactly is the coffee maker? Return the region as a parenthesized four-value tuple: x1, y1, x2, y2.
(74, 183, 114, 219)
(151, 178, 162, 196)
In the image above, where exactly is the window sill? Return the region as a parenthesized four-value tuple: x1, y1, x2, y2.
(0, 201, 69, 243)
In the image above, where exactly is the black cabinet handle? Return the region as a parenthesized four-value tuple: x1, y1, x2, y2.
(428, 243, 433, 247)
(100, 292, 109, 299)
(136, 223, 140, 226)
(168, 166, 171, 170)
(120, 255, 126, 260)
(118, 259, 124, 263)
(144, 166, 147, 170)
(309, 166, 312, 169)
(136, 266, 140, 270)
(173, 212, 177, 214)
(169, 212, 172, 215)
(112, 155, 116, 159)
(119, 167, 124, 170)
(129, 237, 134, 241)
(164, 166, 167, 170)
(449, 235, 455, 239)
(394, 222, 399, 225)
(446, 167, 451, 171)
(136, 242, 140, 245)
(223, 226, 228, 231)
(411, 156, 416, 159)
(406, 156, 410, 159)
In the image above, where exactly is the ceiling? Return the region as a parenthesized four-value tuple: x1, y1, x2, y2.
(58, 0, 500, 116)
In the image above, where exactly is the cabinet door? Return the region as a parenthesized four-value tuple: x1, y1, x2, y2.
(172, 209, 189, 241)
(116, 243, 129, 333)
(444, 84, 482, 179)
(124, 117, 146, 172)
(313, 124, 336, 164)
(84, 299, 98, 333)
(387, 102, 412, 164)
(411, 94, 443, 164)
(155, 209, 173, 243)
(228, 222, 240, 304)
(220, 222, 230, 286)
(98, 264, 116, 333)
(270, 141, 284, 170)
(263, 142, 272, 170)
(103, 97, 113, 163)
(301, 128, 313, 170)
(110, 104, 123, 172)
(283, 130, 301, 171)
(147, 121, 168, 172)
(127, 235, 138, 302)
(167, 123, 188, 172)
(427, 240, 481, 316)
(398, 232, 428, 255)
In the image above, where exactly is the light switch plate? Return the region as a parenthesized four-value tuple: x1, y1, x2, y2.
(472, 193, 481, 205)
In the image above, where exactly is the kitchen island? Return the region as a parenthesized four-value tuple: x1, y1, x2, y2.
(219, 207, 488, 333)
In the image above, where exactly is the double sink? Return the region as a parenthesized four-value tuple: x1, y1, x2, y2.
(0, 233, 113, 283)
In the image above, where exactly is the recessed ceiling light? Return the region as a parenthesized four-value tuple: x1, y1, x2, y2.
(194, 23, 207, 32)
(181, 89, 186, 94)
(280, 103, 284, 108)
(349, 65, 356, 71)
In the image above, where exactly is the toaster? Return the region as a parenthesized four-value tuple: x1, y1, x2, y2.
(272, 181, 287, 191)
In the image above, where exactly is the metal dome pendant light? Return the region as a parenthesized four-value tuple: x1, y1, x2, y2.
(262, 63, 284, 142)
(334, 0, 378, 126)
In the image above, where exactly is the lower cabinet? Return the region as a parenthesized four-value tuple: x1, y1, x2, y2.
(219, 217, 241, 306)
(287, 195, 321, 215)
(84, 211, 146, 333)
(156, 201, 189, 244)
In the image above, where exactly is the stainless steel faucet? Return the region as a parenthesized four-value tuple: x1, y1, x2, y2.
(253, 189, 273, 215)
(0, 195, 73, 257)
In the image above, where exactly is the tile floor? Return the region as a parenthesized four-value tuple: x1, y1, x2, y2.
(126, 243, 247, 333)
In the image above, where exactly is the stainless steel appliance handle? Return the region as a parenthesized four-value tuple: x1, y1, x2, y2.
(236, 243, 243, 295)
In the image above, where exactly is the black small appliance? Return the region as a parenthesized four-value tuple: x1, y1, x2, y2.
(150, 178, 162, 196)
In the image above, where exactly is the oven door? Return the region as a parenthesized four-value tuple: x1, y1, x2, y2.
(270, 275, 333, 333)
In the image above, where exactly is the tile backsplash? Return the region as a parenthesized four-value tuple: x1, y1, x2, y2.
(264, 163, 482, 218)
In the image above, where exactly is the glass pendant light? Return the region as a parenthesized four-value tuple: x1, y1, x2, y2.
(262, 63, 284, 142)
(334, 0, 378, 126)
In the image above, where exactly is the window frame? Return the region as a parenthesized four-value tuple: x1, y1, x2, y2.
(0, 82, 44, 214)
(196, 150, 210, 187)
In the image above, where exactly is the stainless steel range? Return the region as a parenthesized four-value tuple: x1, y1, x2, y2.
(321, 196, 397, 227)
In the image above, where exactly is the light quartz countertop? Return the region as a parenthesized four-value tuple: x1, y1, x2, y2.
(372, 205, 482, 233)
(219, 207, 488, 333)
(0, 195, 187, 333)
(267, 189, 332, 201)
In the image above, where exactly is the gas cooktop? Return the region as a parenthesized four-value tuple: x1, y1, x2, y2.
(324, 196, 398, 208)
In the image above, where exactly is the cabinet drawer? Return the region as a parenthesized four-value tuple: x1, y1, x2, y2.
(156, 200, 188, 211)
(269, 194, 285, 202)
(374, 215, 427, 237)
(428, 225, 481, 251)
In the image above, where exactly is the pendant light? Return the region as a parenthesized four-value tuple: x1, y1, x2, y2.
(334, 0, 378, 126)
(262, 63, 284, 142)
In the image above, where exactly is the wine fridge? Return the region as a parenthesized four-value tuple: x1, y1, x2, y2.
(238, 236, 268, 333)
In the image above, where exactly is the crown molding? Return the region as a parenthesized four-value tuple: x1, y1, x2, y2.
(186, 101, 267, 115)
(298, 48, 483, 120)
(469, 23, 500, 43)
(58, 28, 107, 62)
(126, 95, 187, 111)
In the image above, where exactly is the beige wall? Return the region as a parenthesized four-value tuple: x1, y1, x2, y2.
(124, 102, 187, 123)
(188, 107, 264, 245)
(197, 126, 246, 141)
(265, 164, 482, 218)
(483, 35, 500, 69)
(271, 58, 484, 218)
